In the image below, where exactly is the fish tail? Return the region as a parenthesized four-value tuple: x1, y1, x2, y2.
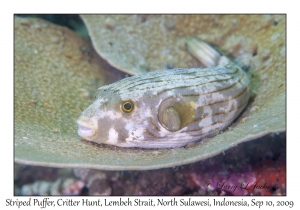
(185, 37, 231, 68)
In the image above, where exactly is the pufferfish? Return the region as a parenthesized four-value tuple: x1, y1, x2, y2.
(77, 37, 250, 148)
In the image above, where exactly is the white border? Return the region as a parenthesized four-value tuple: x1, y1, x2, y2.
(1, 0, 298, 209)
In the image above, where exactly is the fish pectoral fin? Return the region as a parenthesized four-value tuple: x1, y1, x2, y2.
(162, 107, 181, 131)
(162, 100, 196, 132)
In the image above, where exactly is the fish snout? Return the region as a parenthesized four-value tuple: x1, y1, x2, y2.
(77, 119, 97, 140)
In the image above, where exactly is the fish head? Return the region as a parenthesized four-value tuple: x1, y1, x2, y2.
(77, 84, 160, 147)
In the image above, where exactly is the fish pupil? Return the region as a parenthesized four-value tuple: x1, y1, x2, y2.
(124, 103, 131, 110)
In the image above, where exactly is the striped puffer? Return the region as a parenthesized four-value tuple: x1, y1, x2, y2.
(77, 38, 250, 148)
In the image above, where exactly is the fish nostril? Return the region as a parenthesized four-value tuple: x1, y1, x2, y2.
(77, 122, 96, 139)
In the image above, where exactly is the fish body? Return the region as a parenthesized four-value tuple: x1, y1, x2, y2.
(77, 38, 250, 148)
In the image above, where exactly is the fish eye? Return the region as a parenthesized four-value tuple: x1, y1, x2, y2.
(121, 101, 134, 113)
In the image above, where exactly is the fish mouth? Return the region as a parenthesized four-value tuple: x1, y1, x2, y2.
(77, 120, 97, 140)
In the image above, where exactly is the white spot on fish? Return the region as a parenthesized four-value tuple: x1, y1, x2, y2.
(108, 127, 119, 144)
(98, 110, 122, 120)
